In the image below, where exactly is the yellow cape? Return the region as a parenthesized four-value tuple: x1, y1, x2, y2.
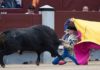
(72, 18, 100, 45)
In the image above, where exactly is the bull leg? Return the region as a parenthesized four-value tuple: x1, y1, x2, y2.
(0, 50, 15, 68)
(0, 54, 5, 68)
(36, 53, 40, 66)
(19, 50, 23, 54)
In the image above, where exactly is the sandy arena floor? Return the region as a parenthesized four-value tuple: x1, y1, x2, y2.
(0, 61, 100, 70)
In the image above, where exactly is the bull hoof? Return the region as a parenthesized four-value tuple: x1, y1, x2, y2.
(18, 50, 23, 55)
(36, 63, 40, 66)
(36, 62, 40, 66)
(1, 64, 5, 68)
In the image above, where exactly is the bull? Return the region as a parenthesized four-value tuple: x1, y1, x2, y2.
(0, 25, 62, 68)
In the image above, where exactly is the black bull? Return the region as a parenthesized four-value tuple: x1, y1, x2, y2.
(0, 25, 62, 68)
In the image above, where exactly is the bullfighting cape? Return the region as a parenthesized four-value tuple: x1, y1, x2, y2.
(72, 18, 100, 45)
(72, 18, 100, 65)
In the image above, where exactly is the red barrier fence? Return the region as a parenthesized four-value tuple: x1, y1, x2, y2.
(0, 14, 42, 31)
(0, 11, 100, 38)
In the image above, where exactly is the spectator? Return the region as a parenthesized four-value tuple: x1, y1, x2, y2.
(1, 0, 21, 8)
(16, 0, 22, 6)
(0, 0, 5, 8)
(25, 5, 35, 14)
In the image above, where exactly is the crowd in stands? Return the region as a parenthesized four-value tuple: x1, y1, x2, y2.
(0, 0, 21, 8)
(0, 0, 100, 14)
(25, 5, 35, 14)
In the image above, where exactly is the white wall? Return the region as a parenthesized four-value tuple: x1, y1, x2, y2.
(90, 50, 100, 60)
(4, 52, 38, 64)
(3, 51, 54, 64)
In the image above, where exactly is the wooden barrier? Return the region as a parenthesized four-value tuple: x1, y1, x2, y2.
(0, 14, 42, 31)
